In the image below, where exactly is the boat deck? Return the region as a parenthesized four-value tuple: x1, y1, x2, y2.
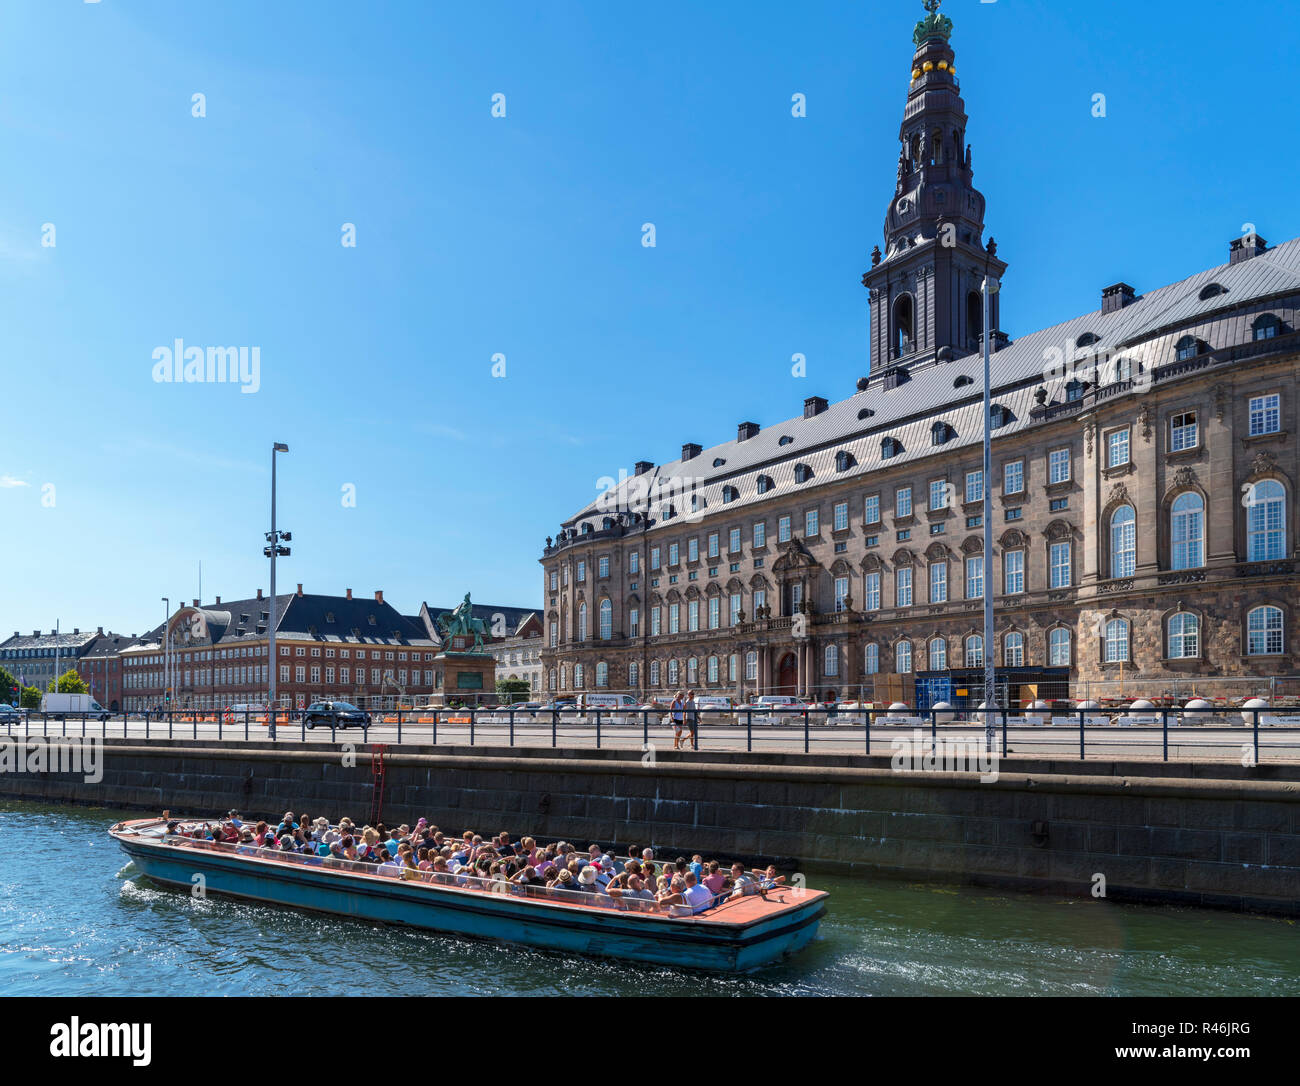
(113, 818, 826, 930)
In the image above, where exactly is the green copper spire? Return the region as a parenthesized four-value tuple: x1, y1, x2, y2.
(913, 0, 954, 46)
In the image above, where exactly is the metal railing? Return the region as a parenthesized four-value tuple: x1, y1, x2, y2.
(8, 703, 1300, 763)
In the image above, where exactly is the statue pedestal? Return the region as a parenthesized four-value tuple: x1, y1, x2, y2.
(434, 648, 496, 704)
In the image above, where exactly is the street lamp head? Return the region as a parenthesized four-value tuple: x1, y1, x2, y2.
(273, 442, 289, 453)
(981, 276, 1001, 296)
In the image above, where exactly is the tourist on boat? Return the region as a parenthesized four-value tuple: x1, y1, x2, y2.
(702, 862, 726, 895)
(226, 810, 243, 828)
(754, 865, 785, 889)
(729, 862, 761, 898)
(681, 871, 713, 913)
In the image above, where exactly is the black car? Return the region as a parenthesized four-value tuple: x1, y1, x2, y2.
(303, 700, 371, 729)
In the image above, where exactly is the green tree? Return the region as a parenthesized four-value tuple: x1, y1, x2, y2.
(47, 668, 89, 694)
(495, 678, 531, 704)
(0, 664, 18, 705)
(19, 685, 42, 709)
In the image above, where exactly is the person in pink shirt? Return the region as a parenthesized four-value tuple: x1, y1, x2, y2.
(702, 861, 726, 895)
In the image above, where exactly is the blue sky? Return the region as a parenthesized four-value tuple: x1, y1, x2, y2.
(2, 0, 1297, 636)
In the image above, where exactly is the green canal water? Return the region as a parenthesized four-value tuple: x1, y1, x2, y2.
(1, 801, 1297, 996)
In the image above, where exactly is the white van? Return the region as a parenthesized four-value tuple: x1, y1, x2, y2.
(41, 692, 110, 721)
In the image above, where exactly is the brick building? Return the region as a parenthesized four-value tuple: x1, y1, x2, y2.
(539, 5, 1300, 706)
(120, 586, 439, 712)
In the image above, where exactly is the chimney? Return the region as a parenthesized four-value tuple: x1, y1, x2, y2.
(681, 442, 702, 461)
(1101, 282, 1136, 314)
(374, 590, 384, 604)
(296, 583, 304, 597)
(634, 461, 653, 476)
(97, 627, 104, 635)
(192, 598, 199, 607)
(73, 628, 79, 635)
(803, 396, 828, 419)
(33, 630, 39, 636)
(215, 596, 221, 604)
(346, 588, 353, 600)
(1230, 233, 1268, 265)
(737, 421, 759, 441)
(256, 588, 263, 600)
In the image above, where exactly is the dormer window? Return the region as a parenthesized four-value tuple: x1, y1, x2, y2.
(1199, 282, 1227, 300)
(1076, 332, 1101, 348)
(794, 463, 814, 484)
(326, 612, 335, 623)
(778, 435, 794, 446)
(882, 436, 901, 459)
(713, 457, 726, 467)
(954, 375, 974, 389)
(931, 421, 953, 446)
(722, 485, 739, 504)
(857, 407, 875, 420)
(1175, 335, 1200, 362)
(1066, 379, 1084, 402)
(756, 474, 774, 495)
(1253, 314, 1281, 341)
(835, 450, 855, 472)
(990, 404, 1013, 428)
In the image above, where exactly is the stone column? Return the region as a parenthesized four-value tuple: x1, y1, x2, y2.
(1206, 382, 1236, 565)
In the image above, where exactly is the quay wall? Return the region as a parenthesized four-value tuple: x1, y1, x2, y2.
(4, 739, 1300, 915)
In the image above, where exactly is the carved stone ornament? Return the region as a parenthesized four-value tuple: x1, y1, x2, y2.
(1213, 383, 1227, 422)
(1107, 481, 1131, 508)
(1250, 451, 1279, 479)
(1084, 419, 1096, 457)
(1138, 403, 1152, 442)
(1171, 465, 1198, 490)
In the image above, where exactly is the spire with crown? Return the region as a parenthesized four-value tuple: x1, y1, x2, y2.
(861, 0, 1007, 375)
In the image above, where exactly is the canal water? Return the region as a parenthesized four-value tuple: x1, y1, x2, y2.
(1, 801, 1297, 996)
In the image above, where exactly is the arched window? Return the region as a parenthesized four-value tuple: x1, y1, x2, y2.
(882, 437, 901, 459)
(824, 644, 839, 677)
(667, 659, 679, 686)
(928, 638, 947, 670)
(649, 660, 661, 686)
(1110, 505, 1136, 578)
(1048, 627, 1071, 666)
(745, 651, 758, 680)
(598, 599, 612, 640)
(1004, 631, 1024, 666)
(990, 403, 1012, 428)
(577, 602, 588, 642)
(964, 634, 983, 667)
(967, 290, 982, 349)
(1247, 606, 1284, 655)
(722, 485, 739, 504)
(1199, 282, 1226, 300)
(1170, 492, 1205, 570)
(1245, 480, 1286, 561)
(707, 656, 719, 683)
(628, 661, 639, 687)
(778, 435, 794, 446)
(835, 450, 855, 472)
(595, 662, 609, 688)
(794, 464, 813, 484)
(1104, 618, 1130, 663)
(686, 657, 698, 684)
(896, 641, 913, 674)
(931, 421, 952, 446)
(894, 295, 915, 358)
(574, 663, 585, 689)
(1168, 612, 1199, 658)
(1175, 335, 1200, 362)
(864, 643, 880, 674)
(756, 474, 773, 494)
(1253, 314, 1281, 341)
(548, 668, 557, 691)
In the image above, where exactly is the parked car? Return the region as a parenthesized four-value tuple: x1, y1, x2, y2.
(0, 704, 21, 725)
(576, 693, 640, 712)
(742, 695, 808, 710)
(303, 700, 371, 729)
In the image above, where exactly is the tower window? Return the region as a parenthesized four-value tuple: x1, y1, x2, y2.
(893, 295, 915, 359)
(967, 291, 982, 350)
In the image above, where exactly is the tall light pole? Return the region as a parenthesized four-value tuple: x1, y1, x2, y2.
(161, 597, 170, 714)
(981, 275, 1000, 752)
(265, 443, 291, 738)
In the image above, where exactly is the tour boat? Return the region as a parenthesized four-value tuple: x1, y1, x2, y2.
(109, 818, 827, 972)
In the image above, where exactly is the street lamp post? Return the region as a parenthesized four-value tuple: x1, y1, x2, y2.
(981, 275, 1000, 752)
(161, 597, 170, 716)
(265, 443, 291, 738)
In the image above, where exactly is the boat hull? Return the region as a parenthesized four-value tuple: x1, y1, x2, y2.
(113, 830, 825, 973)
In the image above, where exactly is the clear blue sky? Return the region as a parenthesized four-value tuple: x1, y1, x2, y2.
(2, 0, 1297, 636)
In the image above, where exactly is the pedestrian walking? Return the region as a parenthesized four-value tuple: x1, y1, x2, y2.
(684, 689, 699, 751)
(670, 691, 685, 749)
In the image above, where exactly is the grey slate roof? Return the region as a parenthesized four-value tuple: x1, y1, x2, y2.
(564, 236, 1300, 528)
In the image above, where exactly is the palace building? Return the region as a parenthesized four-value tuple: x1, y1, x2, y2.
(538, 4, 1300, 707)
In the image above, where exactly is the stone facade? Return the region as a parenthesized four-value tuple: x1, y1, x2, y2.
(538, 7, 1300, 705)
